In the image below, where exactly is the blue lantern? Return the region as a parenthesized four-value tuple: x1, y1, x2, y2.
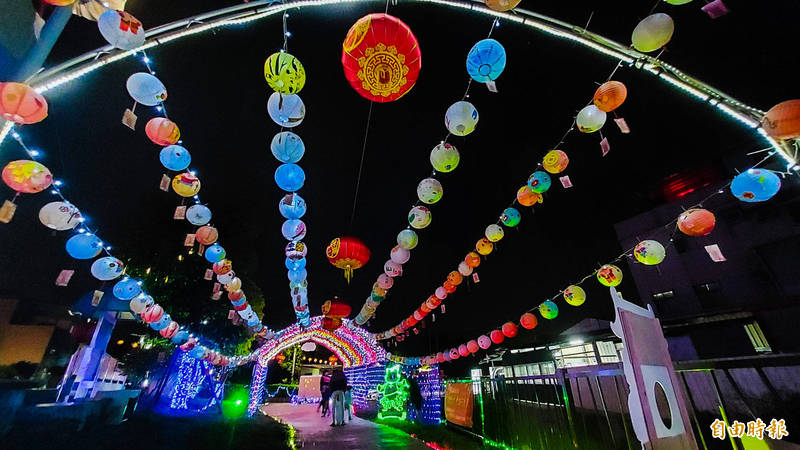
(159, 145, 191, 171)
(205, 243, 226, 263)
(189, 347, 206, 359)
(466, 39, 507, 83)
(186, 204, 212, 226)
(171, 330, 190, 345)
(279, 193, 307, 219)
(288, 268, 307, 283)
(91, 256, 124, 281)
(281, 219, 307, 241)
(113, 278, 141, 300)
(286, 257, 307, 271)
(731, 169, 781, 202)
(271, 131, 305, 163)
(275, 163, 305, 192)
(501, 207, 521, 227)
(150, 314, 171, 331)
(66, 234, 104, 259)
(290, 279, 308, 290)
(246, 316, 261, 327)
(527, 171, 551, 193)
(231, 297, 247, 307)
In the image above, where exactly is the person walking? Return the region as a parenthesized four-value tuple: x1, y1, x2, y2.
(318, 370, 332, 417)
(329, 368, 348, 426)
(344, 385, 353, 421)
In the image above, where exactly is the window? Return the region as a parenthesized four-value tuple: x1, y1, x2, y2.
(596, 340, 620, 363)
(744, 322, 772, 353)
(552, 343, 597, 368)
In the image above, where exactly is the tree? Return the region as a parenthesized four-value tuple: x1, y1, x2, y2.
(278, 344, 303, 384)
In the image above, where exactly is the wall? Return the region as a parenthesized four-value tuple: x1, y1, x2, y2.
(0, 0, 36, 80)
(0, 299, 55, 365)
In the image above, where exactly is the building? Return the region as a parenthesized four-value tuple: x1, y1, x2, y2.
(0, 298, 56, 366)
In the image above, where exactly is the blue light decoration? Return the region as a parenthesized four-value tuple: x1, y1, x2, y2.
(417, 364, 443, 425)
(247, 362, 268, 416)
(170, 350, 211, 410)
(344, 363, 386, 413)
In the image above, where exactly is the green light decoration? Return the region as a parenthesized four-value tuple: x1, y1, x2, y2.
(376, 364, 410, 420)
(221, 386, 250, 418)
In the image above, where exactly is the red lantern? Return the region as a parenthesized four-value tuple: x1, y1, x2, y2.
(677, 208, 716, 236)
(322, 297, 352, 319)
(326, 236, 370, 282)
(328, 355, 338, 365)
(467, 340, 479, 354)
(0, 82, 48, 124)
(322, 317, 343, 331)
(141, 304, 164, 323)
(145, 117, 180, 146)
(490, 329, 505, 344)
(341, 14, 422, 103)
(228, 290, 244, 301)
(502, 322, 518, 338)
(465, 252, 481, 268)
(443, 280, 457, 294)
(520, 313, 538, 330)
(276, 353, 286, 363)
(458, 344, 470, 357)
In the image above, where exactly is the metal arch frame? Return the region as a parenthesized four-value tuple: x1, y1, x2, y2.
(0, 0, 796, 165)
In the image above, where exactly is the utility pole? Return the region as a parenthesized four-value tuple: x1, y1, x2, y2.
(290, 346, 298, 383)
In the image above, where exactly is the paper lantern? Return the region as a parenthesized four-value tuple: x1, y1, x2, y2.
(285, 240, 307, 260)
(634, 240, 666, 265)
(485, 224, 504, 242)
(731, 169, 781, 202)
(288, 269, 307, 283)
(417, 178, 443, 204)
(397, 229, 419, 250)
(264, 52, 306, 94)
(430, 143, 460, 173)
(597, 264, 623, 287)
(267, 92, 305, 128)
(2, 160, 52, 193)
(213, 259, 232, 275)
(150, 315, 171, 332)
(465, 252, 481, 269)
(43, 0, 76, 6)
(631, 13, 675, 53)
(98, 10, 145, 50)
(501, 207, 520, 227)
(593, 81, 628, 112)
(517, 185, 542, 207)
(171, 173, 200, 197)
(520, 313, 538, 329)
(66, 234, 103, 259)
(466, 39, 506, 82)
(502, 322, 518, 338)
(196, 226, 218, 245)
(426, 295, 441, 310)
(433, 286, 447, 300)
(326, 236, 371, 282)
(390, 245, 411, 264)
(113, 278, 141, 300)
(341, 14, 422, 102)
(271, 131, 305, 163)
(458, 344, 470, 357)
(171, 330, 190, 345)
(665, 0, 693, 3)
(130, 294, 154, 314)
(205, 243, 226, 263)
(159, 145, 191, 171)
(527, 171, 551, 193)
(476, 238, 493, 256)
(477, 335, 491, 350)
(449, 348, 460, 360)
(186, 204, 211, 226)
(72, 0, 125, 21)
(160, 322, 179, 339)
(141, 304, 164, 323)
(542, 150, 569, 174)
(281, 219, 306, 241)
(39, 202, 81, 230)
(228, 290, 245, 302)
(677, 208, 715, 236)
(384, 260, 403, 277)
(576, 105, 607, 133)
(91, 256, 125, 281)
(539, 300, 559, 319)
(490, 330, 505, 344)
(377, 273, 394, 290)
(408, 205, 432, 229)
(145, 118, 180, 146)
(0, 82, 48, 124)
(278, 193, 307, 220)
(225, 277, 242, 291)
(443, 280, 457, 294)
(458, 261, 473, 276)
(445, 101, 479, 136)
(275, 163, 305, 192)
(564, 285, 586, 306)
(761, 100, 800, 139)
(483, 0, 521, 11)
(447, 271, 463, 286)
(126, 73, 166, 106)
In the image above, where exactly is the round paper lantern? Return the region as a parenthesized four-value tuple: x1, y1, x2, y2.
(91, 256, 124, 281)
(445, 101, 479, 136)
(225, 277, 242, 291)
(665, 0, 693, 4)
(228, 290, 245, 302)
(205, 243, 226, 263)
(593, 81, 628, 112)
(483, 0, 521, 11)
(634, 240, 666, 265)
(267, 92, 305, 128)
(160, 322, 179, 339)
(113, 278, 141, 300)
(517, 185, 542, 207)
(426, 295, 441, 309)
(186, 204, 211, 226)
(417, 178, 443, 204)
(520, 313, 538, 329)
(597, 264, 623, 287)
(542, 150, 569, 174)
(172, 173, 200, 197)
(677, 208, 715, 236)
(632, 13, 675, 53)
(564, 285, 586, 306)
(433, 286, 447, 300)
(466, 39, 506, 82)
(150, 315, 170, 331)
(275, 163, 305, 192)
(476, 238, 493, 256)
(490, 330, 505, 344)
(326, 236, 371, 282)
(66, 234, 103, 259)
(281, 219, 306, 241)
(271, 131, 305, 163)
(430, 143, 460, 173)
(126, 73, 166, 106)
(0, 82, 48, 124)
(141, 304, 164, 323)
(377, 273, 394, 290)
(485, 224, 504, 242)
(264, 52, 306, 94)
(288, 269, 307, 283)
(213, 259, 232, 275)
(397, 229, 419, 250)
(279, 193, 307, 220)
(341, 14, 422, 103)
(731, 169, 781, 202)
(502, 322, 518, 338)
(443, 280, 457, 294)
(159, 145, 191, 171)
(145, 118, 180, 146)
(171, 330, 190, 345)
(2, 160, 52, 193)
(285, 241, 307, 260)
(39, 202, 81, 230)
(196, 226, 218, 245)
(762, 100, 800, 139)
(539, 300, 559, 319)
(447, 271, 463, 286)
(384, 260, 403, 277)
(130, 294, 154, 314)
(465, 252, 481, 269)
(449, 348, 460, 360)
(390, 245, 411, 264)
(98, 10, 145, 50)
(527, 171, 551, 193)
(478, 335, 492, 349)
(457, 261, 473, 276)
(501, 207, 521, 227)
(458, 344, 470, 357)
(577, 105, 607, 133)
(408, 205, 432, 229)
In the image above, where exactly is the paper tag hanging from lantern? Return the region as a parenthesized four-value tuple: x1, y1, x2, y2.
(55, 269, 75, 286)
(198, 244, 205, 256)
(486, 81, 498, 93)
(91, 290, 104, 306)
(211, 291, 222, 300)
(704, 244, 726, 262)
(227, 310, 235, 320)
(159, 174, 170, 191)
(184, 234, 195, 246)
(204, 269, 214, 280)
(472, 272, 480, 283)
(0, 200, 16, 223)
(213, 282, 221, 293)
(600, 137, 611, 156)
(413, 328, 419, 334)
(560, 176, 573, 188)
(441, 304, 446, 314)
(702, 0, 728, 19)
(614, 117, 630, 134)
(174, 205, 186, 220)
(122, 108, 137, 130)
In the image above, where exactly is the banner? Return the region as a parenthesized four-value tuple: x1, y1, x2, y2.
(444, 382, 473, 428)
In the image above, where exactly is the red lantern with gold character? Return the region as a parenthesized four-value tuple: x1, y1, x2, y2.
(326, 236, 370, 282)
(322, 297, 351, 331)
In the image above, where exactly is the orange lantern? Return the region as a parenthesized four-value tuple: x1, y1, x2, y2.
(520, 313, 538, 330)
(447, 271, 463, 286)
(195, 225, 218, 245)
(484, 0, 521, 11)
(761, 99, 800, 140)
(465, 252, 481, 268)
(328, 355, 338, 365)
(342, 14, 422, 103)
(145, 117, 181, 146)
(476, 238, 494, 256)
(543, 150, 569, 174)
(443, 280, 457, 294)
(593, 81, 628, 112)
(42, 0, 76, 5)
(326, 236, 370, 282)
(517, 185, 542, 206)
(276, 353, 286, 363)
(677, 208, 716, 236)
(2, 160, 53, 193)
(0, 82, 48, 125)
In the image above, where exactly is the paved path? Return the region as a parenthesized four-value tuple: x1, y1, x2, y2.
(261, 403, 428, 449)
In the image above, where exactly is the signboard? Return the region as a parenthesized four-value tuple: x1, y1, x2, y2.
(298, 375, 322, 399)
(444, 382, 473, 428)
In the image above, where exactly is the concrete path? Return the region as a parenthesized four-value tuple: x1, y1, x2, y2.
(261, 403, 429, 449)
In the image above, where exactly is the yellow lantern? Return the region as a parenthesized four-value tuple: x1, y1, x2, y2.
(264, 52, 306, 95)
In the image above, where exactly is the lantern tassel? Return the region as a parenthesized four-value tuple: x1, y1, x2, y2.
(344, 265, 353, 283)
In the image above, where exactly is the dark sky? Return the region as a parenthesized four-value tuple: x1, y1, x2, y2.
(1, 0, 798, 366)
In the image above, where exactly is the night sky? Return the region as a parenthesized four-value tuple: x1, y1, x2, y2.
(1, 0, 798, 370)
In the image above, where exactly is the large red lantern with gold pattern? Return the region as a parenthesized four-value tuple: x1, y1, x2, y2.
(341, 13, 421, 103)
(326, 236, 370, 282)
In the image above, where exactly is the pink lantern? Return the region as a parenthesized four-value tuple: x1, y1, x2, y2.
(467, 340, 479, 354)
(478, 335, 492, 349)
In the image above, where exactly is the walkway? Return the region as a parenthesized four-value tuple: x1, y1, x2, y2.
(261, 403, 429, 449)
